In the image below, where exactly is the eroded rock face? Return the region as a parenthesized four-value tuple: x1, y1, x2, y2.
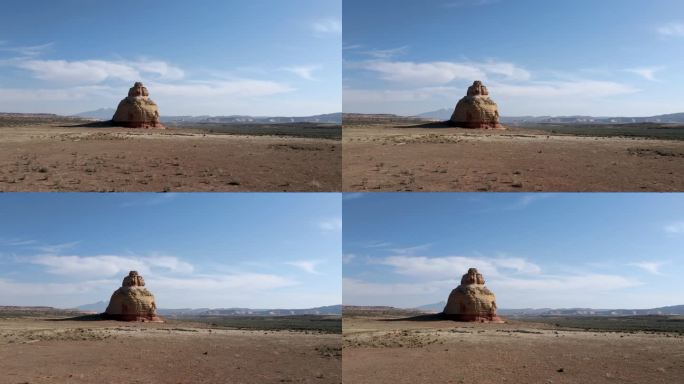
(112, 82, 164, 128)
(104, 271, 163, 322)
(449, 81, 503, 129)
(443, 268, 503, 322)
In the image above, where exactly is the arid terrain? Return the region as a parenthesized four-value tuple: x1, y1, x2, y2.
(0, 114, 341, 192)
(342, 115, 684, 191)
(0, 309, 341, 384)
(343, 308, 684, 384)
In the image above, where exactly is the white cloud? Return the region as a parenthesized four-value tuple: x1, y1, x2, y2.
(626, 67, 664, 82)
(30, 254, 193, 277)
(492, 80, 638, 98)
(148, 79, 294, 98)
(149, 273, 297, 291)
(0, 42, 54, 57)
(378, 255, 541, 280)
(480, 62, 531, 81)
(494, 274, 638, 291)
(443, 0, 500, 8)
(0, 238, 37, 246)
(285, 260, 322, 274)
(312, 19, 342, 36)
(657, 22, 684, 37)
(282, 65, 320, 80)
(342, 192, 366, 201)
(353, 60, 529, 85)
(16, 59, 185, 85)
(627, 261, 665, 275)
(360, 60, 485, 85)
(360, 46, 409, 59)
(664, 221, 684, 234)
(342, 254, 356, 264)
(388, 244, 432, 255)
(318, 217, 342, 232)
(343, 86, 458, 103)
(34, 241, 80, 254)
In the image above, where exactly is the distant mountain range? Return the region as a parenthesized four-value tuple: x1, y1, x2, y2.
(75, 302, 341, 316)
(73, 109, 342, 124)
(414, 108, 684, 125)
(413, 301, 684, 316)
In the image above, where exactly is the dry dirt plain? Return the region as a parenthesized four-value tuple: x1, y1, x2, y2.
(0, 316, 341, 384)
(0, 115, 341, 192)
(343, 311, 684, 384)
(342, 115, 684, 192)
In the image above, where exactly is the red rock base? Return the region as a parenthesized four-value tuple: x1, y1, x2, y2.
(442, 313, 505, 323)
(102, 313, 164, 322)
(449, 121, 505, 129)
(112, 121, 166, 129)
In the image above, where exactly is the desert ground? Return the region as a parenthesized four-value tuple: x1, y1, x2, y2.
(0, 114, 341, 192)
(342, 115, 684, 192)
(343, 308, 684, 384)
(0, 311, 341, 384)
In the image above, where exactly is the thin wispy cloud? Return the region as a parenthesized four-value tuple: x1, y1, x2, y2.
(388, 244, 433, 256)
(378, 255, 541, 279)
(285, 260, 323, 274)
(504, 194, 552, 210)
(664, 221, 684, 234)
(0, 238, 37, 247)
(626, 67, 664, 82)
(119, 193, 178, 208)
(29, 254, 193, 277)
(342, 254, 356, 264)
(0, 42, 54, 57)
(16, 58, 185, 84)
(318, 217, 342, 232)
(312, 18, 342, 36)
(360, 46, 409, 59)
(282, 65, 320, 80)
(342, 192, 366, 201)
(443, 0, 500, 8)
(34, 241, 80, 254)
(627, 261, 665, 275)
(657, 22, 684, 37)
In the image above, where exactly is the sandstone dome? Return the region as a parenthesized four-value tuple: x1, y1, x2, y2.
(443, 267, 503, 322)
(112, 82, 164, 128)
(104, 271, 163, 322)
(449, 81, 503, 129)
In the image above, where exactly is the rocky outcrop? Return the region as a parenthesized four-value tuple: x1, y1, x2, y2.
(443, 268, 503, 322)
(449, 81, 503, 129)
(111, 82, 164, 128)
(104, 271, 163, 322)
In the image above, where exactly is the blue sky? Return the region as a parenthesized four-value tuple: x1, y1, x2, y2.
(343, 193, 684, 309)
(0, 0, 341, 116)
(343, 0, 684, 116)
(0, 193, 341, 309)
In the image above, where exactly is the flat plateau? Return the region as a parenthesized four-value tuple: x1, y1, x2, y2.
(0, 316, 341, 384)
(0, 115, 341, 192)
(342, 116, 684, 191)
(343, 311, 684, 384)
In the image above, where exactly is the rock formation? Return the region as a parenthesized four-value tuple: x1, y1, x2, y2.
(449, 81, 503, 129)
(104, 271, 163, 322)
(111, 82, 164, 128)
(443, 268, 503, 322)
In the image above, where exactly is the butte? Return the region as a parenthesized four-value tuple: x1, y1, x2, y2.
(112, 82, 164, 128)
(449, 80, 504, 129)
(104, 270, 163, 322)
(442, 267, 504, 323)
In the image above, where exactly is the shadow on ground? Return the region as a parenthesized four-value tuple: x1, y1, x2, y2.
(393, 121, 453, 129)
(378, 313, 446, 322)
(46, 314, 107, 322)
(58, 121, 115, 128)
